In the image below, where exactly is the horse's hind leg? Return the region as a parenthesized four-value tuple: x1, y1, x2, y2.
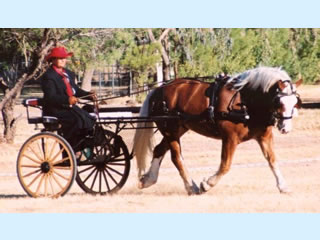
(200, 136, 238, 193)
(138, 138, 169, 188)
(257, 130, 290, 193)
(168, 137, 200, 195)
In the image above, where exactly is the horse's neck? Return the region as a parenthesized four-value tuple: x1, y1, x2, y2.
(240, 88, 274, 113)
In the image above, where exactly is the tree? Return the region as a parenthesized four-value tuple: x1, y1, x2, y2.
(121, 41, 161, 88)
(65, 29, 115, 91)
(147, 28, 173, 82)
(0, 28, 56, 143)
(0, 28, 89, 143)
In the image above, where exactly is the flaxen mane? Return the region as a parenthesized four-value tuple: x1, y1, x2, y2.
(227, 67, 292, 93)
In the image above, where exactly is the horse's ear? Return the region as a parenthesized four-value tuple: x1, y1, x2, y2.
(295, 79, 303, 88)
(277, 80, 286, 90)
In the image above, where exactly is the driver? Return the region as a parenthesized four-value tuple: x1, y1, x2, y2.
(41, 46, 96, 156)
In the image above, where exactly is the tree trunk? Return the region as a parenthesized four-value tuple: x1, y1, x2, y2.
(156, 62, 163, 86)
(147, 28, 173, 82)
(173, 61, 178, 79)
(0, 29, 55, 144)
(81, 67, 94, 91)
(162, 34, 171, 81)
(1, 89, 21, 143)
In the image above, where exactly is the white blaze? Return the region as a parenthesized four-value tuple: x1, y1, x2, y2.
(277, 94, 298, 133)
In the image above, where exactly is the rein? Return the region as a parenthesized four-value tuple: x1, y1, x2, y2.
(77, 94, 101, 122)
(93, 99, 101, 122)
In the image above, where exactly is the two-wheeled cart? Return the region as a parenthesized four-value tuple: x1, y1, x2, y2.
(17, 98, 176, 198)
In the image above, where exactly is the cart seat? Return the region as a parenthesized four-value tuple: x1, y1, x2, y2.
(42, 116, 60, 130)
(23, 98, 60, 130)
(27, 115, 59, 125)
(43, 116, 59, 124)
(23, 98, 44, 107)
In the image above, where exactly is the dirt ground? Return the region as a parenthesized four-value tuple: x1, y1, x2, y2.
(0, 85, 320, 213)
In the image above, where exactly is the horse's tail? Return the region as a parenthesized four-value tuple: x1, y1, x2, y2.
(133, 90, 156, 177)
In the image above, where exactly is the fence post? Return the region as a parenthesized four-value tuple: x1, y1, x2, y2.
(129, 70, 132, 97)
(99, 70, 102, 98)
(112, 65, 114, 95)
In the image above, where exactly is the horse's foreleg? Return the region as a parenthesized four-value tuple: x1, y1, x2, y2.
(200, 137, 237, 193)
(257, 132, 290, 194)
(169, 139, 200, 195)
(138, 138, 168, 189)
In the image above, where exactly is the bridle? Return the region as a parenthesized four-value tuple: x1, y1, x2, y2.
(272, 80, 299, 121)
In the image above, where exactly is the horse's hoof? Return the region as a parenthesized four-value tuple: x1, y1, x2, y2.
(138, 174, 156, 189)
(138, 175, 146, 189)
(200, 181, 211, 193)
(137, 180, 144, 189)
(186, 181, 201, 195)
(187, 189, 200, 196)
(280, 188, 292, 194)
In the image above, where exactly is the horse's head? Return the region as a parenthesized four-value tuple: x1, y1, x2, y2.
(273, 79, 303, 134)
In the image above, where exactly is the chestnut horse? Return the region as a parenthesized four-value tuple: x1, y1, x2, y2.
(133, 67, 302, 195)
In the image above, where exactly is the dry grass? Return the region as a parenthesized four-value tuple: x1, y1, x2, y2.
(1, 86, 320, 212)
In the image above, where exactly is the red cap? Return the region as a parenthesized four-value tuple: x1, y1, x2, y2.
(45, 47, 73, 61)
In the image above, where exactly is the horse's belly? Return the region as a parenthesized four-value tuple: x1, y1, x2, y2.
(185, 121, 221, 139)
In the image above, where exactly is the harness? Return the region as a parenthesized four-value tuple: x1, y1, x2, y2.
(272, 80, 299, 121)
(207, 75, 250, 124)
(214, 90, 250, 124)
(156, 77, 299, 127)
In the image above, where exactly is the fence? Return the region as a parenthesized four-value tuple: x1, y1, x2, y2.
(86, 65, 133, 98)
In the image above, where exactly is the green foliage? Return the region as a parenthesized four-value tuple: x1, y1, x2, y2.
(2, 28, 320, 85)
(121, 42, 161, 86)
(174, 28, 320, 83)
(65, 29, 116, 72)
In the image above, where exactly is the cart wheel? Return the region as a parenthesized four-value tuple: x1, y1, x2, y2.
(17, 132, 77, 198)
(76, 131, 131, 195)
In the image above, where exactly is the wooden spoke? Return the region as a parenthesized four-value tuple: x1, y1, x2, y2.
(54, 166, 72, 170)
(48, 140, 58, 161)
(51, 172, 63, 189)
(44, 174, 48, 197)
(75, 130, 130, 195)
(21, 164, 40, 168)
(105, 168, 118, 185)
(52, 157, 70, 165)
(35, 174, 45, 196)
(52, 169, 70, 181)
(27, 172, 42, 188)
(28, 144, 44, 162)
(107, 162, 126, 166)
(44, 137, 49, 161)
(90, 170, 99, 190)
(22, 154, 42, 164)
(51, 148, 65, 163)
(99, 171, 102, 193)
(23, 169, 41, 178)
(37, 141, 45, 160)
(17, 132, 77, 198)
(83, 168, 97, 184)
(106, 165, 124, 177)
(107, 158, 127, 163)
(102, 170, 110, 191)
(48, 174, 55, 196)
(113, 153, 125, 158)
(78, 165, 95, 174)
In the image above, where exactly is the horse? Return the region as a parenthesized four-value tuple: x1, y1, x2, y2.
(133, 67, 302, 195)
